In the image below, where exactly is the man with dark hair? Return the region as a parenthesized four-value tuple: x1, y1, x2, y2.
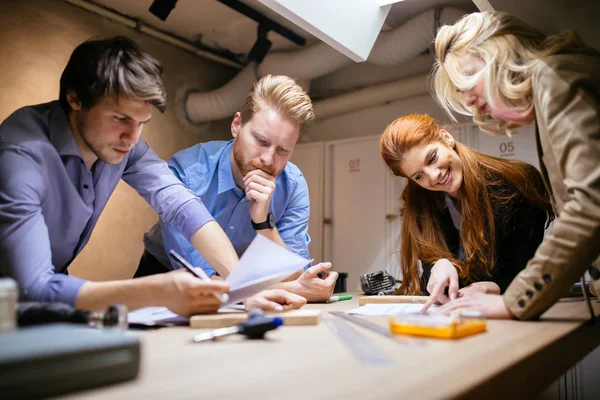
(0, 36, 305, 316)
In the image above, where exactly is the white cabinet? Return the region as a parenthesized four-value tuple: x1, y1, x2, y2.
(289, 142, 325, 263)
(293, 136, 405, 290)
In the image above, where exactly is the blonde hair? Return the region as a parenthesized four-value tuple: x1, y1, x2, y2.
(432, 11, 585, 134)
(239, 74, 315, 132)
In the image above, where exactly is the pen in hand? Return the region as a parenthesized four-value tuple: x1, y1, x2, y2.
(169, 250, 229, 303)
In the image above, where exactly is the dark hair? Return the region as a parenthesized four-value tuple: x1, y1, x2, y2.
(59, 36, 166, 113)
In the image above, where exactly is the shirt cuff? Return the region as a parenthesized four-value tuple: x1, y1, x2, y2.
(175, 199, 215, 240)
(38, 274, 87, 306)
(205, 268, 217, 277)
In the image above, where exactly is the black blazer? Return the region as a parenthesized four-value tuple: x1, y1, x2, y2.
(421, 184, 549, 294)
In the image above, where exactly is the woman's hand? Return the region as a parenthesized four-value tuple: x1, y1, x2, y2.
(421, 258, 459, 312)
(458, 281, 501, 297)
(435, 293, 514, 319)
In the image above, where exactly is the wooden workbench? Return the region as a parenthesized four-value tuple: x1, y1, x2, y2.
(60, 296, 600, 400)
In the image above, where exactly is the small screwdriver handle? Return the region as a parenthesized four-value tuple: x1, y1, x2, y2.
(192, 316, 284, 343)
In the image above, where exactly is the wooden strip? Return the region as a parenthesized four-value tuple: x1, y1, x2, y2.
(189, 309, 321, 329)
(359, 295, 429, 306)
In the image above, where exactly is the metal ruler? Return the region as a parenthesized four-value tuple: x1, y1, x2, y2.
(324, 315, 393, 365)
(329, 311, 426, 345)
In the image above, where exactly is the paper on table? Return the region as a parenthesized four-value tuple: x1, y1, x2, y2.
(128, 305, 246, 326)
(128, 235, 310, 324)
(222, 234, 311, 307)
(345, 303, 437, 316)
(127, 307, 187, 326)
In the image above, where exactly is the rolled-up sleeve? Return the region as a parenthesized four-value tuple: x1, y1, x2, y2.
(122, 139, 214, 240)
(159, 219, 217, 276)
(158, 152, 218, 274)
(0, 147, 86, 304)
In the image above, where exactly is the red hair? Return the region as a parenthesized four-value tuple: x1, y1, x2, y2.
(380, 114, 553, 295)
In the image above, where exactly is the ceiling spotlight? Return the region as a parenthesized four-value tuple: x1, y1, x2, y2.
(149, 0, 178, 21)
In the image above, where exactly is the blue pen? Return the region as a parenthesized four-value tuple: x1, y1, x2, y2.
(169, 249, 229, 303)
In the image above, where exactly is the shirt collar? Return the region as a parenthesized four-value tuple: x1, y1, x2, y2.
(443, 193, 451, 209)
(48, 104, 83, 158)
(443, 193, 462, 231)
(217, 140, 240, 195)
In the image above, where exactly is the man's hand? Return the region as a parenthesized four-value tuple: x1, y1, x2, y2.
(287, 262, 338, 302)
(244, 289, 307, 311)
(434, 293, 514, 319)
(151, 269, 230, 317)
(421, 258, 459, 312)
(244, 169, 276, 223)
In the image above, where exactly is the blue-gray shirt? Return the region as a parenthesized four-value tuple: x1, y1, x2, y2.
(0, 101, 214, 305)
(144, 140, 311, 275)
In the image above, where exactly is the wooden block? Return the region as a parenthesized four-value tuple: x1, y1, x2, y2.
(359, 295, 429, 306)
(189, 309, 321, 329)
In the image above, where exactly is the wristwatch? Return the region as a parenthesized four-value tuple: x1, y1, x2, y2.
(251, 212, 276, 230)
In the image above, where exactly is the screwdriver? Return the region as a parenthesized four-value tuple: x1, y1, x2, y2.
(192, 309, 283, 343)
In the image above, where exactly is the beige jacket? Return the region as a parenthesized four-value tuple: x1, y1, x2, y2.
(503, 51, 600, 320)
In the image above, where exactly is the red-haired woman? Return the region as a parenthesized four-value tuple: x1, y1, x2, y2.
(380, 114, 554, 310)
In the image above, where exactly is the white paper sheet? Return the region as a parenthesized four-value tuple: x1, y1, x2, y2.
(222, 234, 310, 307)
(127, 305, 246, 326)
(345, 303, 437, 316)
(128, 235, 310, 324)
(226, 234, 310, 287)
(127, 307, 187, 326)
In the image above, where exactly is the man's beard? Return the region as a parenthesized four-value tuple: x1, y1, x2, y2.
(233, 141, 278, 177)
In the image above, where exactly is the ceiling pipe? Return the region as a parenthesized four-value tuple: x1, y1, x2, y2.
(63, 0, 244, 69)
(367, 7, 465, 65)
(311, 53, 433, 98)
(184, 63, 258, 123)
(182, 7, 467, 125)
(312, 74, 428, 120)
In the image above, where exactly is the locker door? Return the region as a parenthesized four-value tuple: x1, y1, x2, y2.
(289, 142, 325, 262)
(324, 136, 403, 290)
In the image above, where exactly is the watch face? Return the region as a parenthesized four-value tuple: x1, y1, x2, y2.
(268, 213, 275, 228)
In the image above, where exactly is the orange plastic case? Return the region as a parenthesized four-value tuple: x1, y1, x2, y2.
(388, 314, 487, 339)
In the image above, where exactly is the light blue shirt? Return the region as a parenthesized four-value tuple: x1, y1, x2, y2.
(0, 102, 214, 305)
(144, 140, 311, 276)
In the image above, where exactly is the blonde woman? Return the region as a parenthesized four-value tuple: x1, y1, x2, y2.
(431, 11, 600, 320)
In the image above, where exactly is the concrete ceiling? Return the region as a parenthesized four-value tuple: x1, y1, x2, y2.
(488, 0, 600, 51)
(79, 1, 599, 115)
(92, 0, 318, 57)
(90, 0, 476, 61)
(74, 0, 599, 75)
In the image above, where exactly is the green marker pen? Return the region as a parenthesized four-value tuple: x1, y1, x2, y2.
(328, 295, 353, 302)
